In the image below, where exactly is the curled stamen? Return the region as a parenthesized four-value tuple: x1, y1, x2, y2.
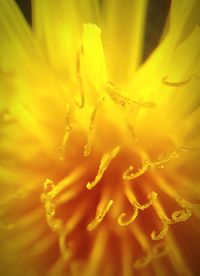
(137, 192, 158, 210)
(122, 163, 149, 180)
(86, 146, 120, 190)
(151, 195, 194, 240)
(171, 209, 191, 222)
(133, 253, 152, 270)
(118, 190, 157, 226)
(162, 75, 191, 86)
(134, 242, 168, 270)
(152, 242, 169, 258)
(118, 207, 139, 226)
(59, 104, 72, 161)
(41, 179, 63, 232)
(105, 81, 156, 109)
(87, 200, 113, 231)
(84, 99, 104, 157)
(124, 147, 186, 181)
(151, 220, 170, 240)
(175, 197, 200, 209)
(147, 147, 186, 170)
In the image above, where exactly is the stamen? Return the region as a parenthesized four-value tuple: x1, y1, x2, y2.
(146, 146, 186, 170)
(133, 254, 152, 269)
(59, 231, 72, 260)
(41, 179, 63, 232)
(87, 200, 113, 231)
(122, 163, 149, 180)
(59, 104, 72, 161)
(124, 109, 137, 142)
(118, 188, 157, 226)
(123, 147, 186, 180)
(151, 242, 169, 258)
(151, 220, 170, 240)
(162, 75, 191, 86)
(171, 209, 191, 222)
(151, 200, 172, 240)
(105, 81, 156, 109)
(151, 193, 195, 240)
(52, 166, 85, 196)
(75, 50, 85, 108)
(86, 146, 120, 190)
(84, 99, 104, 157)
(118, 207, 139, 226)
(175, 197, 200, 209)
(134, 242, 168, 269)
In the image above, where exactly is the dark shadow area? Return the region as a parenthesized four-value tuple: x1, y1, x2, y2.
(142, 0, 171, 61)
(15, 0, 32, 25)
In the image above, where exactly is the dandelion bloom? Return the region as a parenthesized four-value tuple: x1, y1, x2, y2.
(1, 0, 200, 275)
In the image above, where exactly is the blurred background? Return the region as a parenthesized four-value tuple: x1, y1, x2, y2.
(15, 0, 171, 62)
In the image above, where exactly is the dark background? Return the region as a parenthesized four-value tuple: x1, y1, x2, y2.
(15, 0, 171, 62)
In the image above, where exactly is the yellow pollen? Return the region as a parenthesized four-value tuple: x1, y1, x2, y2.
(86, 146, 120, 190)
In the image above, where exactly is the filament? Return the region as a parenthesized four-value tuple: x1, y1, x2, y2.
(105, 81, 156, 109)
(86, 146, 120, 190)
(87, 199, 113, 231)
(162, 75, 191, 86)
(59, 104, 72, 161)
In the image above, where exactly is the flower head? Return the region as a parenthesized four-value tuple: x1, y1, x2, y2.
(0, 0, 200, 275)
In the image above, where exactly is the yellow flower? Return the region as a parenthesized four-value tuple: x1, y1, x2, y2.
(0, 0, 200, 275)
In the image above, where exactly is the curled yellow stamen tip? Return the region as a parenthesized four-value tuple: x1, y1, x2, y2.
(138, 191, 158, 210)
(122, 162, 149, 180)
(172, 209, 192, 222)
(162, 75, 191, 86)
(87, 200, 113, 231)
(59, 104, 72, 161)
(151, 221, 170, 240)
(86, 146, 120, 190)
(146, 146, 185, 170)
(175, 197, 200, 209)
(133, 254, 152, 270)
(117, 208, 138, 226)
(152, 242, 169, 258)
(118, 190, 157, 226)
(134, 242, 168, 270)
